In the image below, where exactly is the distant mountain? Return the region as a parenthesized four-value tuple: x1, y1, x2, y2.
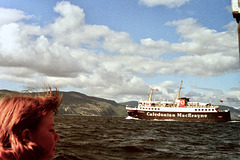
(120, 101, 138, 107)
(0, 89, 18, 97)
(0, 90, 127, 117)
(60, 91, 127, 116)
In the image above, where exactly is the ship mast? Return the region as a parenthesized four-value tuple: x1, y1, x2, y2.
(176, 81, 183, 100)
(148, 88, 154, 101)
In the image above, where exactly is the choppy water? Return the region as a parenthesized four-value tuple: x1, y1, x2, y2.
(53, 115, 240, 160)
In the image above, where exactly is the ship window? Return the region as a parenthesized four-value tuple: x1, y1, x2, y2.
(202, 109, 204, 111)
(212, 109, 214, 111)
(198, 109, 200, 111)
(205, 109, 207, 111)
(195, 109, 197, 111)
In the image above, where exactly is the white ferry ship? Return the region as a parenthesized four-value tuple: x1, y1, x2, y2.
(126, 81, 231, 122)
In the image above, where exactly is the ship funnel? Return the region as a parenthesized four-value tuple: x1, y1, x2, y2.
(176, 81, 183, 100)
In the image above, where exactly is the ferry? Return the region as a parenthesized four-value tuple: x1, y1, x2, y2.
(126, 81, 231, 122)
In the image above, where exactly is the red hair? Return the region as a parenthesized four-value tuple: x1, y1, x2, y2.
(0, 89, 62, 160)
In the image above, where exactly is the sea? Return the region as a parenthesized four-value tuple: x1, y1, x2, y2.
(53, 115, 240, 160)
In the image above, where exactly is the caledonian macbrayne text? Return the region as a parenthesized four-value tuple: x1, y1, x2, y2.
(146, 112, 208, 118)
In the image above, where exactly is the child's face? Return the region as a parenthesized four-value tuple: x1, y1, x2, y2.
(31, 113, 60, 159)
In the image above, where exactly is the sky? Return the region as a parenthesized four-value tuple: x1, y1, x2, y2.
(0, 0, 239, 108)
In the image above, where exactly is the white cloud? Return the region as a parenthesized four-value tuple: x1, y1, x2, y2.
(0, 8, 32, 26)
(138, 0, 190, 8)
(0, 2, 239, 106)
(166, 18, 237, 55)
(0, 23, 21, 53)
(0, 67, 37, 84)
(159, 81, 179, 87)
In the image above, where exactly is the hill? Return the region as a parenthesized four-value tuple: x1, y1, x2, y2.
(120, 101, 138, 107)
(0, 89, 18, 97)
(0, 90, 127, 117)
(59, 91, 127, 116)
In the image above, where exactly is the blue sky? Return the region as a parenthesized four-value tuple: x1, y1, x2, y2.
(0, 0, 239, 108)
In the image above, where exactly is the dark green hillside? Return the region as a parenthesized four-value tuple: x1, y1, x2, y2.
(0, 90, 18, 98)
(120, 101, 138, 107)
(60, 91, 127, 116)
(0, 89, 127, 117)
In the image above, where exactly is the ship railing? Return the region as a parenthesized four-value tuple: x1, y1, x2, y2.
(186, 105, 216, 108)
(140, 103, 178, 107)
(126, 105, 137, 110)
(186, 103, 219, 108)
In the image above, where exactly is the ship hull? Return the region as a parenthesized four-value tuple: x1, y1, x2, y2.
(127, 109, 231, 122)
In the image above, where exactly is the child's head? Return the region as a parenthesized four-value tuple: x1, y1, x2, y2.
(0, 89, 62, 160)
